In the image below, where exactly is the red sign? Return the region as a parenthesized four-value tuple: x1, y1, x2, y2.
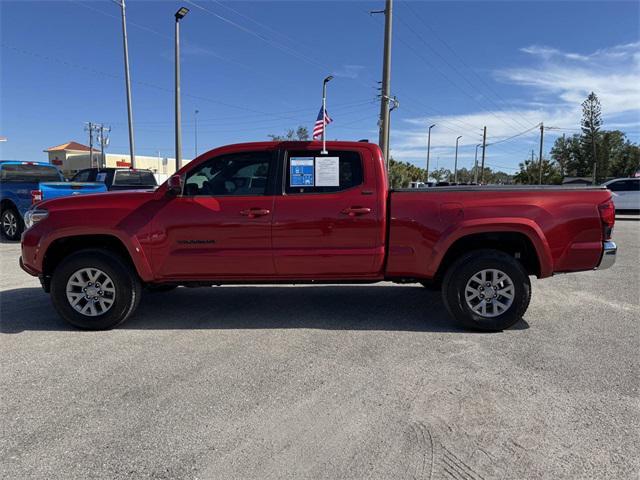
(116, 161, 132, 167)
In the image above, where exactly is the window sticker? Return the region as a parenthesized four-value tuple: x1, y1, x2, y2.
(290, 157, 314, 186)
(315, 156, 340, 186)
(96, 172, 107, 182)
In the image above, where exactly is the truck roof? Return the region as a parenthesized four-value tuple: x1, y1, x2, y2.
(0, 160, 52, 166)
(196, 140, 380, 158)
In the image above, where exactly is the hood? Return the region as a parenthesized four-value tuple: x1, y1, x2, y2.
(38, 189, 156, 212)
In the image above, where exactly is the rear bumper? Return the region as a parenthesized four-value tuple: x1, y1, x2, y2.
(597, 241, 617, 270)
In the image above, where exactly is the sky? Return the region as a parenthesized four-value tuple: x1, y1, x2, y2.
(1, 0, 639, 176)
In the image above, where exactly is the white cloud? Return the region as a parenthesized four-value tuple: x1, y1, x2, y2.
(391, 41, 640, 168)
(332, 64, 365, 79)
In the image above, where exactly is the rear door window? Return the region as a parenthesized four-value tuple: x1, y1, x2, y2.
(0, 164, 62, 183)
(284, 150, 363, 194)
(113, 170, 157, 186)
(72, 170, 93, 182)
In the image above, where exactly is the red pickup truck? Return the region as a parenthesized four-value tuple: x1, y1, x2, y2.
(20, 141, 617, 331)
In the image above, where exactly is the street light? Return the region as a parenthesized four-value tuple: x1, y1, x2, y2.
(114, 0, 136, 168)
(321, 75, 333, 155)
(174, 6, 189, 172)
(426, 124, 435, 182)
(454, 135, 462, 184)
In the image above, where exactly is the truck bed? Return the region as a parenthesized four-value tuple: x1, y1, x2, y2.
(386, 186, 611, 279)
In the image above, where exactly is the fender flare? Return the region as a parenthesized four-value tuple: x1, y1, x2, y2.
(429, 218, 554, 278)
(40, 228, 155, 282)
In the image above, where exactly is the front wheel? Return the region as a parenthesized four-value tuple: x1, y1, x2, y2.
(1, 207, 23, 241)
(50, 249, 141, 330)
(441, 249, 531, 331)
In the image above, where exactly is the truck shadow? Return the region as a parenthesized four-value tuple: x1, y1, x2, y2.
(0, 285, 529, 334)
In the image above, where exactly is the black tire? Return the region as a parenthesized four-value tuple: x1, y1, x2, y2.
(50, 249, 141, 330)
(145, 284, 178, 293)
(441, 249, 531, 331)
(1, 206, 23, 241)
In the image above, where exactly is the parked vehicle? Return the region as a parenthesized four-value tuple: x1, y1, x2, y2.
(71, 168, 158, 191)
(20, 141, 616, 331)
(602, 177, 640, 211)
(1, 161, 106, 240)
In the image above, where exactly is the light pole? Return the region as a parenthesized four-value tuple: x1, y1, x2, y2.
(175, 6, 189, 172)
(321, 75, 333, 155)
(194, 109, 199, 158)
(473, 144, 480, 183)
(115, 0, 136, 168)
(426, 123, 435, 183)
(454, 135, 462, 184)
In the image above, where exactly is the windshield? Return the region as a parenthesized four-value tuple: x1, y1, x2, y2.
(0, 164, 62, 183)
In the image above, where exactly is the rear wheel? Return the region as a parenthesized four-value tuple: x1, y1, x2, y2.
(1, 207, 23, 241)
(441, 249, 531, 331)
(50, 249, 141, 330)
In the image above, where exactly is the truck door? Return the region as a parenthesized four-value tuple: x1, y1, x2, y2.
(272, 147, 385, 278)
(151, 149, 277, 279)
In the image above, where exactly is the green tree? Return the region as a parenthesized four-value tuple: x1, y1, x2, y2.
(581, 92, 603, 180)
(388, 157, 426, 188)
(268, 126, 309, 141)
(514, 156, 562, 185)
(430, 167, 451, 183)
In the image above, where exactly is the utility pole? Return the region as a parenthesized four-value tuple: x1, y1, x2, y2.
(480, 126, 487, 183)
(375, 0, 393, 167)
(454, 135, 462, 183)
(97, 125, 111, 168)
(591, 131, 598, 185)
(116, 0, 136, 168)
(174, 7, 189, 172)
(194, 109, 199, 158)
(473, 144, 480, 183)
(538, 122, 544, 185)
(85, 122, 95, 168)
(426, 123, 435, 183)
(530, 149, 535, 185)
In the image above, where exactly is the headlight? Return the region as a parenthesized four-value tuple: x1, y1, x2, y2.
(24, 208, 48, 229)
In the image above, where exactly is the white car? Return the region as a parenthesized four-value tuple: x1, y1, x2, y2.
(603, 178, 640, 210)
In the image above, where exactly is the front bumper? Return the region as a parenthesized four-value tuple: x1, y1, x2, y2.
(597, 241, 617, 270)
(19, 255, 39, 276)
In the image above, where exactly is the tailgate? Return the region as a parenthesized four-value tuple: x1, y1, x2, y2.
(39, 182, 108, 200)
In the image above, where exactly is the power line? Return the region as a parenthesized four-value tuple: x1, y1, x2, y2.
(485, 123, 541, 146)
(394, 15, 530, 133)
(400, 0, 534, 130)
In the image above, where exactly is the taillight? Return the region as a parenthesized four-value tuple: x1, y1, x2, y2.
(31, 190, 43, 204)
(598, 199, 615, 240)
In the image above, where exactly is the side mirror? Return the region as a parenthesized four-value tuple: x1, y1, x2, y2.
(167, 174, 183, 195)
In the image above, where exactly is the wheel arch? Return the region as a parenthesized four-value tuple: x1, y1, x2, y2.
(42, 233, 153, 283)
(434, 229, 546, 285)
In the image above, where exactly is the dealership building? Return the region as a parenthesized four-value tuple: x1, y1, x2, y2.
(45, 141, 180, 179)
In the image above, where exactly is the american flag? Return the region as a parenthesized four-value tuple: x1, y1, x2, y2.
(312, 107, 333, 140)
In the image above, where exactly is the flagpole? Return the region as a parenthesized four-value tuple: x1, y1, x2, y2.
(321, 75, 333, 154)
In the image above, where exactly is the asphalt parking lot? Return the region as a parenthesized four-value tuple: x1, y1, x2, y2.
(1, 221, 639, 480)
